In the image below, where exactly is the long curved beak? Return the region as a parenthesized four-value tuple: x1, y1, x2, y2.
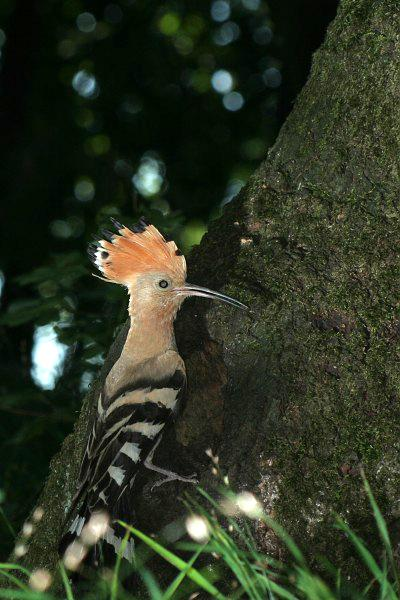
(175, 283, 248, 310)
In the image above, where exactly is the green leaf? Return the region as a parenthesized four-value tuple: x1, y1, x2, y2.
(362, 476, 391, 549)
(140, 568, 163, 600)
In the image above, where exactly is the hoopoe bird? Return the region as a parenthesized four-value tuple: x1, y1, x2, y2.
(60, 217, 245, 563)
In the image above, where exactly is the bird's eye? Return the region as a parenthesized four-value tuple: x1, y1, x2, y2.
(158, 279, 169, 289)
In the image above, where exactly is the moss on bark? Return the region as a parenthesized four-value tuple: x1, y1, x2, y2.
(16, 0, 400, 585)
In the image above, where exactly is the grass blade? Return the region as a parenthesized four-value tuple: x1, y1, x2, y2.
(263, 578, 299, 600)
(362, 473, 400, 590)
(140, 568, 163, 600)
(0, 570, 30, 592)
(295, 567, 336, 600)
(335, 517, 396, 598)
(362, 475, 391, 551)
(261, 515, 306, 568)
(59, 562, 74, 600)
(212, 528, 264, 600)
(118, 521, 226, 599)
(0, 591, 54, 599)
(111, 530, 131, 600)
(163, 546, 204, 600)
(0, 564, 32, 578)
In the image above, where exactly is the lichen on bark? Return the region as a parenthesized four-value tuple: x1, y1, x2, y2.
(15, 0, 400, 584)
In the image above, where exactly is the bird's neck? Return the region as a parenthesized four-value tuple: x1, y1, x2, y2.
(123, 303, 177, 362)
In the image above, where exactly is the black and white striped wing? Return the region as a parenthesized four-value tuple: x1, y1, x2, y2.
(85, 370, 185, 508)
(63, 369, 186, 557)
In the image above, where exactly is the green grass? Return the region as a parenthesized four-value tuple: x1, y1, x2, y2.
(0, 474, 398, 599)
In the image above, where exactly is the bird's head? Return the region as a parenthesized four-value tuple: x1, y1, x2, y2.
(88, 217, 246, 320)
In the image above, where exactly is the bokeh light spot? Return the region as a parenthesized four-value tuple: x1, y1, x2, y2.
(50, 220, 73, 239)
(253, 25, 273, 45)
(211, 0, 230, 23)
(223, 91, 244, 111)
(85, 134, 111, 156)
(58, 39, 76, 59)
(158, 13, 180, 36)
(180, 219, 207, 251)
(74, 177, 95, 202)
(76, 12, 97, 33)
(189, 69, 210, 93)
(49, 217, 83, 239)
(185, 15, 205, 36)
(174, 34, 193, 55)
(211, 69, 233, 94)
(241, 137, 265, 160)
(29, 569, 52, 592)
(242, 0, 260, 9)
(72, 70, 99, 99)
(132, 156, 165, 197)
(185, 514, 210, 542)
(213, 21, 240, 46)
(31, 324, 68, 390)
(263, 67, 282, 88)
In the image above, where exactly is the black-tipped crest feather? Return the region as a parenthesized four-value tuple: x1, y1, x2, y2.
(110, 217, 123, 230)
(101, 229, 115, 242)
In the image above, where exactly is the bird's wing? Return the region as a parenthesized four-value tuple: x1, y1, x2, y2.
(71, 367, 186, 518)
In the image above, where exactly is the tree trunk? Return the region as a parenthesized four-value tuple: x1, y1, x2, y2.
(18, 0, 400, 582)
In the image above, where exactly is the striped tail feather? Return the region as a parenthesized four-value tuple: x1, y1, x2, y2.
(59, 499, 135, 566)
(104, 521, 135, 561)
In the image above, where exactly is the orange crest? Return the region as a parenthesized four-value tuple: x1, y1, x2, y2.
(88, 217, 186, 286)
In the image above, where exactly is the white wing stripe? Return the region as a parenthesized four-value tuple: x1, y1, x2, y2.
(123, 421, 164, 439)
(108, 466, 125, 485)
(145, 388, 179, 410)
(105, 389, 150, 417)
(104, 526, 135, 561)
(103, 414, 132, 441)
(69, 515, 85, 535)
(105, 387, 179, 418)
(120, 442, 141, 462)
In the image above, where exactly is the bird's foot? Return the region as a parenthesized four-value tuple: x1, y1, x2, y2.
(150, 471, 198, 491)
(144, 436, 198, 490)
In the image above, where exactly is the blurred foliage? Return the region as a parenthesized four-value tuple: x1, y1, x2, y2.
(0, 0, 337, 558)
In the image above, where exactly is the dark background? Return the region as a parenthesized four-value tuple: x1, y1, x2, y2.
(0, 0, 337, 557)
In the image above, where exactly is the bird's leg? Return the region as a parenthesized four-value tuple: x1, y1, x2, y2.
(144, 436, 198, 490)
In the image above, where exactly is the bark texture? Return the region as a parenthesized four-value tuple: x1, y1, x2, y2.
(18, 0, 400, 582)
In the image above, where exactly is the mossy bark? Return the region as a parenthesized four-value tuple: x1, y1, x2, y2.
(17, 0, 400, 583)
